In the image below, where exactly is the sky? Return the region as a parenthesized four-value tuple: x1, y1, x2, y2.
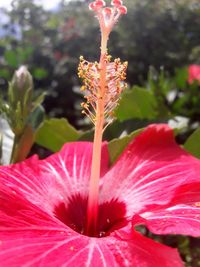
(0, 0, 63, 10)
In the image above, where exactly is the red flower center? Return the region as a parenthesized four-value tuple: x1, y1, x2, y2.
(54, 194, 127, 237)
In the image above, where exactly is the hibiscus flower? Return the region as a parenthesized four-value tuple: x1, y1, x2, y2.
(0, 124, 200, 266)
(188, 64, 200, 84)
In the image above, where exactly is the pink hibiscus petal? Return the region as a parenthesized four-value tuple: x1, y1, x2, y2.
(0, 142, 109, 214)
(138, 204, 200, 237)
(0, 230, 184, 267)
(109, 230, 184, 267)
(135, 183, 200, 237)
(100, 124, 200, 217)
(170, 183, 200, 205)
(0, 185, 67, 230)
(0, 188, 183, 267)
(0, 229, 119, 267)
(0, 190, 183, 267)
(0, 188, 115, 267)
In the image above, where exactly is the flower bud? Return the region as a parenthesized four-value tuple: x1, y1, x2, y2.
(9, 66, 33, 116)
(13, 66, 33, 92)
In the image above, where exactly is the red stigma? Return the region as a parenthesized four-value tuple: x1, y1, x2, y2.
(117, 5, 127, 14)
(111, 0, 123, 7)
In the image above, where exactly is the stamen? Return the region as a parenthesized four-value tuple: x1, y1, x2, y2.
(78, 55, 128, 126)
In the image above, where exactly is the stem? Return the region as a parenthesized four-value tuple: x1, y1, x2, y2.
(86, 40, 108, 235)
(10, 126, 34, 164)
(10, 134, 21, 164)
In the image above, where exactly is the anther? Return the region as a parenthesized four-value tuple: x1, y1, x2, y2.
(80, 86, 86, 91)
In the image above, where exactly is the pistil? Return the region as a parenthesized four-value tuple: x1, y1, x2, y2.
(78, 0, 127, 236)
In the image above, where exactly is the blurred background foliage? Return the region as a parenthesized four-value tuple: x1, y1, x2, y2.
(0, 0, 199, 127)
(0, 0, 200, 266)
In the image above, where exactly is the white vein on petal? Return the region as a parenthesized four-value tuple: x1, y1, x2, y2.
(1, 169, 43, 195)
(73, 150, 78, 185)
(0, 238, 71, 257)
(85, 239, 95, 267)
(22, 236, 80, 267)
(42, 162, 69, 199)
(61, 242, 90, 266)
(148, 215, 200, 224)
(57, 154, 72, 194)
(132, 162, 188, 189)
(132, 170, 190, 195)
(95, 243, 110, 267)
(167, 205, 200, 211)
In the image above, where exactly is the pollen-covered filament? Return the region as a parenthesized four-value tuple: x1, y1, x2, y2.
(78, 0, 127, 236)
(78, 55, 127, 128)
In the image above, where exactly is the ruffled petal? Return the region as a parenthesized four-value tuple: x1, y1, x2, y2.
(139, 205, 200, 237)
(137, 183, 200, 237)
(100, 124, 200, 217)
(0, 142, 109, 213)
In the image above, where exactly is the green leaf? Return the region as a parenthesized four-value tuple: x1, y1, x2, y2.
(78, 129, 94, 141)
(4, 50, 18, 68)
(33, 92, 46, 107)
(175, 67, 188, 89)
(108, 128, 143, 164)
(33, 68, 48, 79)
(16, 47, 33, 63)
(115, 86, 158, 122)
(184, 128, 200, 159)
(28, 105, 45, 130)
(0, 69, 10, 79)
(35, 118, 81, 152)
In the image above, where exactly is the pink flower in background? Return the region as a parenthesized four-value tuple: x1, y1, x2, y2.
(1, 124, 200, 266)
(188, 64, 200, 84)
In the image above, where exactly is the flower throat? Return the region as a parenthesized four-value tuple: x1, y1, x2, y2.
(78, 0, 127, 237)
